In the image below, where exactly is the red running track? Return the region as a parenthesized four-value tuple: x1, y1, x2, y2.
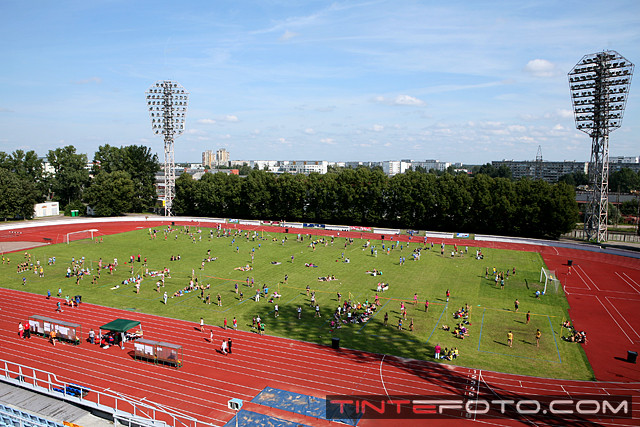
(1, 219, 640, 426)
(1, 288, 639, 427)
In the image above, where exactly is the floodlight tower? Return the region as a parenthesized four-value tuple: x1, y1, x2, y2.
(568, 51, 634, 242)
(145, 81, 189, 216)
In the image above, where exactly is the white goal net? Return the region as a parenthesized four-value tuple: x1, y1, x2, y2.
(66, 229, 98, 244)
(540, 267, 561, 294)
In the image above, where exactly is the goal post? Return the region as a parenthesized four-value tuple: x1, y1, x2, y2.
(540, 267, 561, 294)
(66, 229, 98, 244)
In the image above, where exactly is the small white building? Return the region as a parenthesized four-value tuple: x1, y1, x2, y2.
(34, 202, 60, 218)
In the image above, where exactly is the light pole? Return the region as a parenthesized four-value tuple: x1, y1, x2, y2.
(568, 51, 634, 242)
(228, 398, 243, 427)
(145, 81, 189, 216)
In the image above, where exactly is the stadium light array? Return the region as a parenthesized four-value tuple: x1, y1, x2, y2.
(568, 51, 634, 242)
(145, 81, 189, 216)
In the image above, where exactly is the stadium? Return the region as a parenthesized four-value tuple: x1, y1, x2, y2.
(1, 215, 638, 427)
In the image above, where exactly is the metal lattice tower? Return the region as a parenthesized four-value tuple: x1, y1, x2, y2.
(535, 145, 543, 180)
(568, 51, 634, 242)
(145, 81, 189, 216)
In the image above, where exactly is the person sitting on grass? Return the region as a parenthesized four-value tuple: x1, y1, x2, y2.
(442, 324, 450, 331)
(455, 324, 468, 339)
(442, 347, 450, 360)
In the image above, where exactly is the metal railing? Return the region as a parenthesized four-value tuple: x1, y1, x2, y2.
(0, 359, 218, 427)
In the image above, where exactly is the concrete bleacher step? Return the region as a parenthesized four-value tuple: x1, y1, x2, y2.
(0, 382, 112, 427)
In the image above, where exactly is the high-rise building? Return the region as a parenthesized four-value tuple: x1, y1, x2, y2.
(202, 150, 215, 168)
(216, 148, 230, 166)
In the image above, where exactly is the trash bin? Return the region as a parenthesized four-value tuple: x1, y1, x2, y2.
(332, 337, 340, 350)
(71, 210, 79, 217)
(568, 260, 573, 267)
(627, 351, 637, 364)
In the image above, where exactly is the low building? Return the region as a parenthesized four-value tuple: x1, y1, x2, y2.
(492, 160, 588, 182)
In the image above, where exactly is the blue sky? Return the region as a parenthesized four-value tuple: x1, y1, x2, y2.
(1, 0, 639, 164)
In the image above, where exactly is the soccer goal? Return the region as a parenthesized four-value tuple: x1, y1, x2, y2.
(66, 229, 98, 244)
(540, 267, 561, 294)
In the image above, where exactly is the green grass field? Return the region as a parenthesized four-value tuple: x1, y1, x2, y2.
(1, 226, 593, 380)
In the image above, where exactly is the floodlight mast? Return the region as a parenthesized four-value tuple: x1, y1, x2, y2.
(568, 50, 634, 242)
(145, 80, 189, 216)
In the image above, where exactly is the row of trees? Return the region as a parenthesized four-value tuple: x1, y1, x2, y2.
(174, 168, 579, 239)
(9, 144, 640, 238)
(0, 145, 159, 218)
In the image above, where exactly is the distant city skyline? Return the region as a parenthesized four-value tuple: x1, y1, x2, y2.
(1, 1, 638, 164)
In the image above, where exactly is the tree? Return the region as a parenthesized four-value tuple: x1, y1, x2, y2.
(47, 146, 90, 208)
(0, 168, 37, 220)
(620, 199, 639, 216)
(83, 171, 134, 216)
(271, 173, 307, 221)
(92, 144, 160, 212)
(609, 168, 640, 193)
(241, 170, 276, 219)
(173, 173, 198, 216)
(474, 163, 498, 177)
(0, 150, 47, 203)
(512, 179, 578, 238)
(237, 163, 252, 176)
(306, 172, 339, 223)
(558, 171, 589, 187)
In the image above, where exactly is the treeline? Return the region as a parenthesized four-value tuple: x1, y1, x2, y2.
(174, 168, 579, 239)
(0, 145, 160, 219)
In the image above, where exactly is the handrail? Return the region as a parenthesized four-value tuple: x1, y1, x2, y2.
(0, 359, 219, 427)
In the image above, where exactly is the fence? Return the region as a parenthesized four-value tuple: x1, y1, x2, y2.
(562, 229, 640, 243)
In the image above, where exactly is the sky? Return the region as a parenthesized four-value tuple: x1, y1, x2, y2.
(1, 1, 639, 164)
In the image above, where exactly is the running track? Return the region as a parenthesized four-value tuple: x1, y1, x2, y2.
(0, 218, 639, 426)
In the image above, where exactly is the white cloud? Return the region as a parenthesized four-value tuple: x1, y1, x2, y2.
(280, 30, 299, 41)
(372, 124, 384, 132)
(523, 59, 556, 78)
(321, 138, 336, 145)
(223, 115, 239, 122)
(394, 95, 426, 106)
(304, 128, 315, 134)
(516, 136, 535, 142)
(373, 95, 426, 107)
(197, 119, 217, 125)
(553, 124, 565, 131)
(557, 109, 573, 119)
(508, 125, 526, 132)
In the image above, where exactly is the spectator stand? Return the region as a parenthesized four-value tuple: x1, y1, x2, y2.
(134, 339, 182, 369)
(98, 319, 143, 348)
(28, 316, 81, 345)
